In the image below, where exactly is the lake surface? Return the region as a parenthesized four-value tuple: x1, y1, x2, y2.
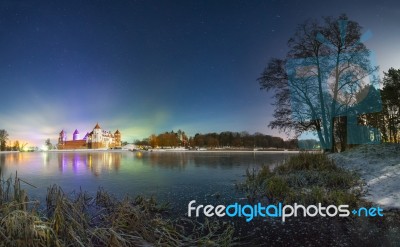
(0, 151, 295, 212)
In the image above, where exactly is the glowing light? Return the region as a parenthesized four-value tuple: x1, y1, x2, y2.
(88, 155, 92, 167)
(135, 152, 143, 158)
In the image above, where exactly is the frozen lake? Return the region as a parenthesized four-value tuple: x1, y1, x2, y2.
(0, 151, 295, 211)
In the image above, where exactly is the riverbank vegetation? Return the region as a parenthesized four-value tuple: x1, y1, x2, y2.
(237, 152, 363, 206)
(0, 169, 235, 246)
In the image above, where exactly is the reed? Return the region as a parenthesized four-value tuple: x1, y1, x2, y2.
(0, 168, 235, 247)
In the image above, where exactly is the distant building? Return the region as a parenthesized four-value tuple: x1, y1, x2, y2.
(58, 123, 121, 150)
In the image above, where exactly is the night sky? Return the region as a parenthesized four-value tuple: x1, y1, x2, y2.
(0, 0, 399, 146)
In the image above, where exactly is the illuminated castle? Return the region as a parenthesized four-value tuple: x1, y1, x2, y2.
(58, 123, 121, 150)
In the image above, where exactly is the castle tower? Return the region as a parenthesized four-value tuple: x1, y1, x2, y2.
(114, 130, 121, 147)
(92, 123, 103, 149)
(83, 132, 90, 141)
(73, 129, 80, 141)
(58, 130, 66, 145)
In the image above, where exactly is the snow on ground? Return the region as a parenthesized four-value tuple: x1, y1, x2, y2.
(121, 144, 137, 150)
(330, 144, 400, 209)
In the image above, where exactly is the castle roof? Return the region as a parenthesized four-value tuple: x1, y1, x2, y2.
(115, 129, 120, 134)
(73, 129, 79, 134)
(83, 132, 90, 140)
(94, 123, 101, 129)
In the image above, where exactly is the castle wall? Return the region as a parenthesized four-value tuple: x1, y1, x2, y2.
(114, 134, 121, 148)
(90, 142, 105, 149)
(58, 140, 87, 150)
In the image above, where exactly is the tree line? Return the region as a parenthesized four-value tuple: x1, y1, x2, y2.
(135, 130, 189, 148)
(135, 130, 298, 150)
(190, 132, 297, 149)
(0, 129, 28, 151)
(360, 68, 400, 143)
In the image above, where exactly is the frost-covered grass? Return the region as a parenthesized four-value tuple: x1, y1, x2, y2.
(237, 152, 363, 207)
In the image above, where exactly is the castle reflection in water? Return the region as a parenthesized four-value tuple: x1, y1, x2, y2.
(1, 151, 241, 175)
(57, 152, 121, 176)
(0, 151, 295, 206)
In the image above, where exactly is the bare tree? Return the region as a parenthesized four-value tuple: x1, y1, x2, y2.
(258, 14, 379, 152)
(0, 129, 9, 151)
(45, 138, 53, 150)
(13, 140, 20, 151)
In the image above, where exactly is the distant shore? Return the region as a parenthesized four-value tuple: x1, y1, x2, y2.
(46, 149, 129, 152)
(1, 149, 302, 153)
(49, 149, 301, 153)
(147, 149, 300, 153)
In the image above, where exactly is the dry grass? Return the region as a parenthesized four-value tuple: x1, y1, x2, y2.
(0, 167, 235, 247)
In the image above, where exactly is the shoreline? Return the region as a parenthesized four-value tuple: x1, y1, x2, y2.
(148, 149, 301, 153)
(330, 144, 400, 210)
(47, 149, 130, 153)
(2, 149, 302, 154)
